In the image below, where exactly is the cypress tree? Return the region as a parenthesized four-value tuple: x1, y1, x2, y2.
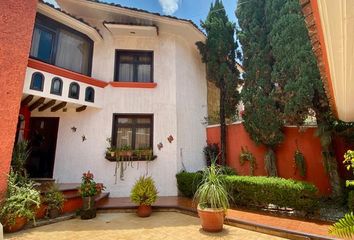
(237, 0, 283, 176)
(197, 0, 240, 165)
(237, 0, 342, 196)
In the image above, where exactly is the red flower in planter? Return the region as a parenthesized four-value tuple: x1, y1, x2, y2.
(79, 171, 105, 197)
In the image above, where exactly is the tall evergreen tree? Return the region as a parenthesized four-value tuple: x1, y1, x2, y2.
(237, 0, 283, 176)
(237, 0, 341, 196)
(197, 0, 240, 165)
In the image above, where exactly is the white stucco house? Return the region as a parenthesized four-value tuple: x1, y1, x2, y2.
(19, 0, 208, 197)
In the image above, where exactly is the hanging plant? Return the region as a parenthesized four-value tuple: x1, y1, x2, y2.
(294, 150, 306, 178)
(264, 149, 277, 177)
(239, 146, 257, 176)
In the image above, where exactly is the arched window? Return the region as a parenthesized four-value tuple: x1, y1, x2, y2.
(30, 72, 44, 91)
(68, 82, 80, 99)
(85, 87, 95, 103)
(50, 77, 63, 96)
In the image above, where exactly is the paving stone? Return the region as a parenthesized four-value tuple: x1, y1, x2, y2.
(5, 212, 285, 240)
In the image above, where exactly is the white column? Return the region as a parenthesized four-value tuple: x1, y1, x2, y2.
(0, 223, 3, 240)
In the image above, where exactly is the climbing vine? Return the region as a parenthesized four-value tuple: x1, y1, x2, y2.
(294, 149, 306, 178)
(239, 146, 257, 176)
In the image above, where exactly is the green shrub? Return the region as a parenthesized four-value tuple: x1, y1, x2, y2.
(43, 186, 65, 211)
(348, 191, 354, 211)
(225, 175, 319, 212)
(0, 170, 40, 225)
(130, 176, 158, 206)
(218, 166, 238, 176)
(176, 171, 203, 198)
(176, 172, 319, 212)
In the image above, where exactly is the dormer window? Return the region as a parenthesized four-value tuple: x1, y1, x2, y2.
(68, 82, 80, 99)
(30, 72, 45, 91)
(85, 87, 95, 103)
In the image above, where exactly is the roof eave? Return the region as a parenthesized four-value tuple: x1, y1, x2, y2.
(38, 1, 103, 42)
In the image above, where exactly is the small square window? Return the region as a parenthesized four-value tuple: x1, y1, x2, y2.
(112, 114, 153, 150)
(115, 51, 153, 83)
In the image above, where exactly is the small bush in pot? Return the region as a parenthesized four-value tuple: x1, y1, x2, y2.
(0, 170, 40, 233)
(194, 160, 230, 232)
(43, 186, 65, 219)
(79, 171, 105, 220)
(130, 176, 158, 217)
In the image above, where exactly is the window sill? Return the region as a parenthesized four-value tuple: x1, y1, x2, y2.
(105, 154, 157, 162)
(109, 82, 157, 88)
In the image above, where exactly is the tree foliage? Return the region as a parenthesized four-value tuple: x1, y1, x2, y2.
(197, 0, 240, 165)
(237, 0, 340, 187)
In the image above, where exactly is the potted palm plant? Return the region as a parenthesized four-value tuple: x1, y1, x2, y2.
(194, 160, 230, 232)
(42, 185, 65, 219)
(79, 171, 105, 220)
(0, 170, 40, 233)
(130, 176, 158, 217)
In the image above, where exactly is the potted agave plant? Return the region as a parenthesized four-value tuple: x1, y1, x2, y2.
(79, 171, 105, 220)
(130, 176, 158, 217)
(194, 159, 230, 232)
(0, 170, 40, 233)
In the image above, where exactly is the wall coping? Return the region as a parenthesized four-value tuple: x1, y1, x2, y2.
(207, 121, 318, 129)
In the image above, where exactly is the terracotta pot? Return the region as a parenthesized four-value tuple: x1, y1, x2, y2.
(82, 196, 95, 210)
(137, 205, 152, 217)
(35, 204, 47, 219)
(3, 216, 27, 233)
(48, 208, 60, 219)
(81, 196, 97, 220)
(197, 206, 225, 232)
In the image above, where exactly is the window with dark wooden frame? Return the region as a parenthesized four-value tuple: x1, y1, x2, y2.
(85, 87, 95, 103)
(68, 82, 80, 99)
(30, 13, 93, 76)
(112, 114, 153, 150)
(30, 72, 45, 91)
(50, 77, 63, 96)
(114, 51, 153, 83)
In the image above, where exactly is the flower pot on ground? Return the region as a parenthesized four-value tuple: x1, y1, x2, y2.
(130, 176, 158, 218)
(3, 217, 28, 233)
(42, 185, 65, 219)
(0, 170, 40, 233)
(35, 204, 47, 219)
(194, 160, 230, 233)
(79, 171, 105, 220)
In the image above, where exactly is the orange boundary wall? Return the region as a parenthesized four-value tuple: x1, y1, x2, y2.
(0, 0, 37, 196)
(207, 123, 332, 195)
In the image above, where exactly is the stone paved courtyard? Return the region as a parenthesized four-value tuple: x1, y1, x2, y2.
(5, 212, 285, 240)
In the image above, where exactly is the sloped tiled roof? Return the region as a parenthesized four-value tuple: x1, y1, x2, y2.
(39, 0, 102, 38)
(82, 0, 205, 36)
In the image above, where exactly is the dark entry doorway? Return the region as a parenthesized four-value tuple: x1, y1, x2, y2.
(27, 117, 59, 178)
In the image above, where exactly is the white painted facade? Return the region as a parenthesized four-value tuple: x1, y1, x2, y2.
(25, 1, 207, 197)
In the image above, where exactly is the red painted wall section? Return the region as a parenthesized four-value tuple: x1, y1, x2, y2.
(19, 106, 31, 140)
(0, 0, 38, 197)
(207, 123, 332, 195)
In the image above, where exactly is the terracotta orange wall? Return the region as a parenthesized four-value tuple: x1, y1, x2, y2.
(0, 0, 37, 196)
(207, 123, 332, 195)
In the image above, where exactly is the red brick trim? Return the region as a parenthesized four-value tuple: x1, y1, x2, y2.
(109, 82, 157, 88)
(300, 0, 338, 118)
(28, 58, 108, 88)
